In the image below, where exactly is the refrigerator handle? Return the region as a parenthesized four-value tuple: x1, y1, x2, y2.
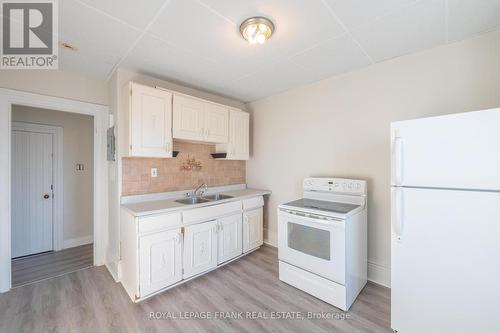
(392, 188, 404, 238)
(393, 135, 403, 185)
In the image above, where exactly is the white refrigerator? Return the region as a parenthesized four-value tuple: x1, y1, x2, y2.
(390, 108, 500, 333)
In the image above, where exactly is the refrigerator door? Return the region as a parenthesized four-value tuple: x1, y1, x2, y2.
(391, 187, 500, 333)
(391, 108, 500, 190)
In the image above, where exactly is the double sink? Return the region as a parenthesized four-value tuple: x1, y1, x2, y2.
(175, 193, 233, 205)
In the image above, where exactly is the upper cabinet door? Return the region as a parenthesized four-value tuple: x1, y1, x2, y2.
(228, 109, 250, 160)
(173, 94, 205, 141)
(130, 83, 173, 157)
(204, 103, 229, 143)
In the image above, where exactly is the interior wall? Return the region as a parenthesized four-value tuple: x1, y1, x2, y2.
(246, 30, 500, 287)
(12, 105, 94, 247)
(0, 70, 108, 105)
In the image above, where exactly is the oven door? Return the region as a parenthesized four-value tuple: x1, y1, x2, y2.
(278, 209, 345, 284)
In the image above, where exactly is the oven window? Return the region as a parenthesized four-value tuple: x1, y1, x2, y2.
(287, 222, 330, 260)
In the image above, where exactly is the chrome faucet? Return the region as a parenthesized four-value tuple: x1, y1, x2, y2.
(190, 183, 208, 198)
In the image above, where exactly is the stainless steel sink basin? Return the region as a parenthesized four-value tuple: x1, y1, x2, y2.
(175, 197, 211, 205)
(204, 194, 233, 201)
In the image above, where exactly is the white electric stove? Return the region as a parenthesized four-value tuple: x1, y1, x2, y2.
(278, 177, 367, 311)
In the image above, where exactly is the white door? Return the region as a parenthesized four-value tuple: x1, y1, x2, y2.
(139, 229, 182, 297)
(277, 210, 345, 284)
(173, 94, 205, 141)
(217, 213, 242, 264)
(204, 103, 228, 143)
(391, 187, 500, 333)
(391, 108, 500, 190)
(228, 109, 249, 160)
(243, 207, 263, 253)
(183, 220, 218, 279)
(130, 83, 173, 157)
(11, 130, 53, 258)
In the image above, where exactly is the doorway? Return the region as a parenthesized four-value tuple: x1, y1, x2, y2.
(0, 88, 108, 293)
(10, 106, 95, 287)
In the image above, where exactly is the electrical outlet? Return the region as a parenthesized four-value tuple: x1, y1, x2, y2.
(151, 168, 158, 178)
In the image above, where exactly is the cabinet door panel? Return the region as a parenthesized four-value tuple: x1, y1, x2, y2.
(183, 220, 218, 279)
(229, 109, 249, 160)
(139, 229, 182, 297)
(204, 103, 229, 143)
(217, 214, 242, 264)
(173, 94, 204, 141)
(243, 207, 263, 252)
(130, 83, 172, 157)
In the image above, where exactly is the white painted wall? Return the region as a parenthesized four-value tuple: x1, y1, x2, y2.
(106, 68, 246, 279)
(12, 105, 94, 247)
(246, 30, 500, 287)
(0, 70, 108, 105)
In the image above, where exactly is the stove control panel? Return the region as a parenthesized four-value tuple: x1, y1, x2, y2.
(303, 177, 366, 195)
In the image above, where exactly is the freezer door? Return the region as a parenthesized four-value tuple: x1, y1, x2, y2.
(391, 108, 500, 190)
(391, 187, 500, 333)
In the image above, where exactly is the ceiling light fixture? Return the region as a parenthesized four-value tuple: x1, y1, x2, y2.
(240, 16, 274, 45)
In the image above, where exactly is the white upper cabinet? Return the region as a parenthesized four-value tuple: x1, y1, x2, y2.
(173, 94, 229, 144)
(216, 109, 250, 160)
(127, 82, 173, 157)
(172, 94, 205, 141)
(204, 103, 229, 143)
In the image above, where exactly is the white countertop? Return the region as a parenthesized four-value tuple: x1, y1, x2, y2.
(122, 188, 271, 217)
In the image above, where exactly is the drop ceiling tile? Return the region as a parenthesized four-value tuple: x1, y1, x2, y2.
(149, 0, 345, 78)
(59, 0, 141, 60)
(122, 34, 239, 94)
(447, 0, 500, 42)
(322, 0, 417, 30)
(226, 60, 319, 101)
(351, 0, 446, 62)
(59, 47, 118, 80)
(291, 35, 371, 80)
(77, 0, 168, 30)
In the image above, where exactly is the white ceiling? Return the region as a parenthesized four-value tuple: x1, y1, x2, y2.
(58, 0, 500, 102)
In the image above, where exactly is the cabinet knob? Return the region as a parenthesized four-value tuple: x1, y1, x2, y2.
(43, 194, 50, 199)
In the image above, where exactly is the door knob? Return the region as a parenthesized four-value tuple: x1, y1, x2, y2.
(43, 194, 50, 199)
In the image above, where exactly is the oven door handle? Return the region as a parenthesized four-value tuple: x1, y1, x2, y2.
(279, 209, 345, 227)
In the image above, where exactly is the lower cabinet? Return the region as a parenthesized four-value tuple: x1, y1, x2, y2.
(243, 207, 264, 253)
(139, 228, 183, 297)
(120, 196, 265, 302)
(217, 213, 243, 264)
(183, 220, 218, 279)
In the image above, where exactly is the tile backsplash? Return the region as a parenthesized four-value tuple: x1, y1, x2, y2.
(122, 142, 246, 196)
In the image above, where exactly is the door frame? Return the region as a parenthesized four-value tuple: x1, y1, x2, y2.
(12, 122, 64, 252)
(0, 88, 109, 293)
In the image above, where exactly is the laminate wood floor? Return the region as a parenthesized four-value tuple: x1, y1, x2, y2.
(11, 244, 93, 288)
(0, 245, 391, 333)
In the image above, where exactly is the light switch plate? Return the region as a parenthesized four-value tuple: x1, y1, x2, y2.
(151, 168, 158, 178)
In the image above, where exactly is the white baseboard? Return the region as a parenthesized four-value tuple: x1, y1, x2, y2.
(63, 235, 93, 249)
(368, 260, 391, 288)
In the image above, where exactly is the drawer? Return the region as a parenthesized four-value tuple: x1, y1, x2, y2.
(242, 196, 264, 210)
(138, 212, 182, 234)
(183, 201, 242, 225)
